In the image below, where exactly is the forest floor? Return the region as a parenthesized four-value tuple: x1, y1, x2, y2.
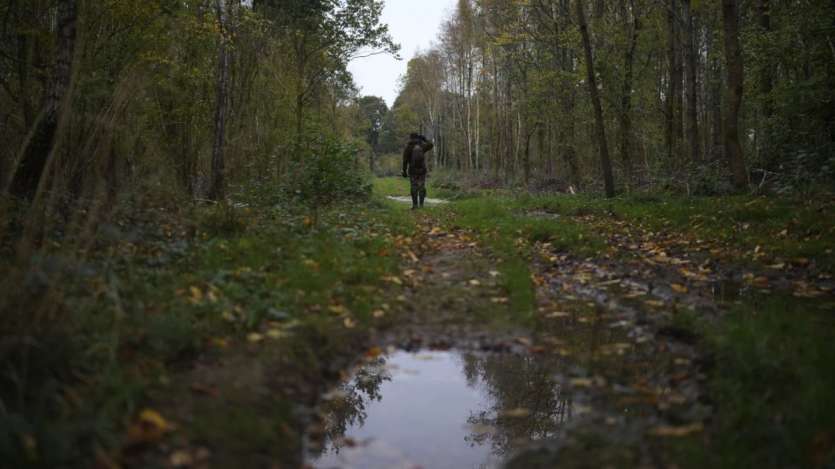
(5, 178, 834, 468)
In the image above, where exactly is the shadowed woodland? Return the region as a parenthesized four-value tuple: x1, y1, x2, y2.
(0, 0, 833, 468)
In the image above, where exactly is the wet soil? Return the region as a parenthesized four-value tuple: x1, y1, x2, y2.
(303, 215, 713, 468)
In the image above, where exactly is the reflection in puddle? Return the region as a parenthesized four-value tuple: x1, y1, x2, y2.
(307, 350, 571, 469)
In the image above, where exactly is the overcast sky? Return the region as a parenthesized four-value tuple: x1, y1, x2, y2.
(348, 0, 455, 107)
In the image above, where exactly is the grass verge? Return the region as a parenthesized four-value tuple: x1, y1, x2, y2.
(0, 191, 412, 468)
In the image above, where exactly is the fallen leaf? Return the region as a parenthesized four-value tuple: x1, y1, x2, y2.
(170, 450, 193, 467)
(343, 317, 357, 328)
(469, 279, 481, 286)
(126, 409, 173, 446)
(649, 422, 704, 437)
(210, 337, 229, 348)
(383, 275, 403, 285)
(266, 329, 288, 340)
(365, 346, 383, 358)
(671, 283, 688, 293)
(569, 378, 594, 388)
(372, 309, 386, 318)
(514, 337, 532, 346)
(546, 311, 570, 318)
(328, 304, 348, 315)
(188, 286, 203, 304)
(247, 332, 263, 343)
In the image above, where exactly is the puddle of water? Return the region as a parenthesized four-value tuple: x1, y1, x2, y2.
(386, 196, 449, 205)
(307, 350, 572, 469)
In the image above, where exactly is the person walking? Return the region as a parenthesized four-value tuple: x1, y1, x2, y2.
(402, 133, 434, 209)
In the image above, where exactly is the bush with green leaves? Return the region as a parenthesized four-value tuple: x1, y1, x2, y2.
(285, 137, 371, 209)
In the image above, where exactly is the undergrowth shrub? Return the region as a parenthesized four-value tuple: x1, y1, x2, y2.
(199, 202, 249, 236)
(285, 136, 371, 210)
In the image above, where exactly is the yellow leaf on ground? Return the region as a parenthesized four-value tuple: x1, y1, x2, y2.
(266, 329, 287, 340)
(343, 317, 357, 328)
(671, 283, 688, 293)
(210, 337, 229, 348)
(569, 378, 594, 388)
(188, 286, 203, 304)
(328, 305, 347, 315)
(126, 409, 173, 446)
(247, 332, 263, 343)
(372, 309, 386, 318)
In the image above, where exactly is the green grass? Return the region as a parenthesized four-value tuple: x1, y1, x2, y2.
(372, 175, 476, 200)
(0, 193, 411, 467)
(431, 192, 603, 316)
(672, 295, 835, 468)
(505, 192, 835, 271)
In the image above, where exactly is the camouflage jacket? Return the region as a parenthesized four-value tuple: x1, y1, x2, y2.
(402, 139, 434, 176)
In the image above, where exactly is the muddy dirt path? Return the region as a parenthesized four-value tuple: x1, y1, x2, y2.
(304, 212, 710, 469)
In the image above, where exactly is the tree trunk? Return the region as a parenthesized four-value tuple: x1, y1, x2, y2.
(709, 49, 724, 161)
(757, 0, 774, 162)
(722, 0, 748, 189)
(209, 0, 231, 201)
(619, 0, 639, 185)
(665, 0, 681, 160)
(684, 0, 700, 161)
(577, 0, 615, 197)
(9, 0, 77, 199)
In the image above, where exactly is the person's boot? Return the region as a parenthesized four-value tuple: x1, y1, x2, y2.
(411, 192, 418, 210)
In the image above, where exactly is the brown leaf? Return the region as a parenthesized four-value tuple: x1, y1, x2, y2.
(671, 283, 688, 293)
(649, 422, 704, 437)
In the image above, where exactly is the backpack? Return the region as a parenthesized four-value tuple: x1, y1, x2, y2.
(410, 144, 427, 175)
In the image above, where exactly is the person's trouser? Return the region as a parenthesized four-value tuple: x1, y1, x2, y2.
(410, 173, 427, 207)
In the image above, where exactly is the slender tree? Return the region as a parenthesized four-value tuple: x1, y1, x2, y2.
(683, 0, 699, 162)
(209, 0, 232, 201)
(577, 0, 615, 197)
(721, 0, 748, 189)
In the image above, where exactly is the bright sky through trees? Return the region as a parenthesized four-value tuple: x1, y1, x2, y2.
(348, 0, 455, 106)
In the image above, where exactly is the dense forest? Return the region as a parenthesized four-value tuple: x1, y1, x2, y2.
(1, 0, 833, 468)
(377, 0, 834, 194)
